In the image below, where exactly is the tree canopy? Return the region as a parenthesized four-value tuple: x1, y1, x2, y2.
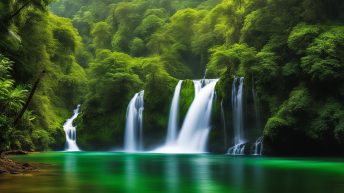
(0, 0, 343, 155)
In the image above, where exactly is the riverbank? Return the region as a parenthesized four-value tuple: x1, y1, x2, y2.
(0, 151, 36, 174)
(0, 157, 36, 174)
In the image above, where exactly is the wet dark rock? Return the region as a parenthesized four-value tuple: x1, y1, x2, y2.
(0, 155, 36, 175)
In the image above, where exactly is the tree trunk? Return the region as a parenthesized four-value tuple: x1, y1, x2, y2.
(13, 70, 45, 127)
(0, 0, 32, 25)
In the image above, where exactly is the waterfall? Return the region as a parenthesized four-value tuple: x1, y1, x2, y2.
(176, 79, 218, 153)
(153, 79, 218, 153)
(251, 76, 263, 155)
(228, 77, 245, 155)
(227, 143, 245, 155)
(232, 77, 244, 145)
(193, 80, 202, 97)
(252, 76, 262, 131)
(253, 136, 263, 155)
(124, 90, 144, 152)
(193, 79, 215, 97)
(63, 105, 81, 151)
(166, 80, 183, 145)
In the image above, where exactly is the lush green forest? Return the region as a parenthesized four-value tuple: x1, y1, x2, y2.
(0, 0, 343, 155)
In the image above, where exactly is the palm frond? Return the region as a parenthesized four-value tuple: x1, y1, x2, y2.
(3, 86, 29, 113)
(0, 80, 14, 102)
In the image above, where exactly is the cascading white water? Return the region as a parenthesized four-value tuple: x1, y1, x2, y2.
(227, 143, 246, 155)
(153, 79, 218, 153)
(166, 80, 183, 145)
(176, 79, 218, 153)
(233, 77, 244, 144)
(253, 136, 263, 155)
(64, 105, 81, 151)
(193, 80, 202, 97)
(228, 77, 245, 155)
(124, 90, 144, 152)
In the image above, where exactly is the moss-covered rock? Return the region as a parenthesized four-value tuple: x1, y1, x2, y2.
(179, 79, 195, 123)
(143, 70, 176, 148)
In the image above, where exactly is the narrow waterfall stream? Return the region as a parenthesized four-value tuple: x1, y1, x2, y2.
(253, 136, 263, 155)
(252, 77, 262, 131)
(193, 80, 202, 97)
(228, 77, 245, 155)
(252, 77, 263, 155)
(64, 105, 81, 151)
(166, 80, 183, 145)
(124, 90, 144, 152)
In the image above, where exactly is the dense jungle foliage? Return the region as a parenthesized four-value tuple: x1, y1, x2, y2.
(0, 0, 87, 152)
(0, 0, 343, 155)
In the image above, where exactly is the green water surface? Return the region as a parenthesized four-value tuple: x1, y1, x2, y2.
(1, 152, 343, 193)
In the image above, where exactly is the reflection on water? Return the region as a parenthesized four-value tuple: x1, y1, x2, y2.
(125, 155, 137, 193)
(165, 155, 178, 193)
(252, 160, 264, 193)
(63, 153, 79, 192)
(1, 153, 344, 193)
(64, 153, 78, 173)
(192, 156, 221, 193)
(231, 157, 245, 193)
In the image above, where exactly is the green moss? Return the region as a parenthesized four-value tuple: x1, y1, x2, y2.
(77, 108, 127, 150)
(308, 101, 344, 144)
(179, 79, 195, 123)
(264, 117, 289, 140)
(143, 66, 176, 147)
